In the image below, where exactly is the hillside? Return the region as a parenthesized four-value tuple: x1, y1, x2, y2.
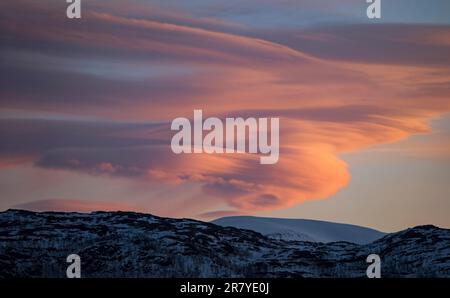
(0, 209, 449, 278)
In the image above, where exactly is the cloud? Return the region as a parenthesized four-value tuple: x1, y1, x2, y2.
(0, 118, 167, 160)
(1, 0, 450, 213)
(197, 210, 248, 220)
(263, 24, 450, 66)
(13, 199, 141, 213)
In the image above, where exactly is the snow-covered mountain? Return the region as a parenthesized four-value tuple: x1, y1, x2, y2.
(212, 216, 386, 244)
(0, 209, 449, 278)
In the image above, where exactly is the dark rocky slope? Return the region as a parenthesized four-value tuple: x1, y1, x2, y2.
(0, 209, 449, 278)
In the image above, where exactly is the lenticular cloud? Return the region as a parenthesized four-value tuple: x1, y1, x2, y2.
(1, 0, 450, 213)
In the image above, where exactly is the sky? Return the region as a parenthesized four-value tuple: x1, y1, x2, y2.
(1, 0, 450, 232)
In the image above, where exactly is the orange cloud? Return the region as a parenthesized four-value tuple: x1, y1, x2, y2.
(1, 0, 450, 214)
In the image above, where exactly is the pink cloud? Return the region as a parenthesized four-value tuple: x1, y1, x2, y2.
(13, 199, 142, 213)
(1, 0, 450, 214)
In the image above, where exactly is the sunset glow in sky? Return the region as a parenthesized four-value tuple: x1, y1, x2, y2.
(1, 0, 450, 231)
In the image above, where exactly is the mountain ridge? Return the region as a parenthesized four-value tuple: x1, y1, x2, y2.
(1, 209, 449, 278)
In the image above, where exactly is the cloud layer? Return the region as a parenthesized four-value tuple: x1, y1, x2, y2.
(1, 0, 450, 214)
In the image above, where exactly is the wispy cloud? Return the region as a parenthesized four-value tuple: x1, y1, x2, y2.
(1, 0, 450, 214)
